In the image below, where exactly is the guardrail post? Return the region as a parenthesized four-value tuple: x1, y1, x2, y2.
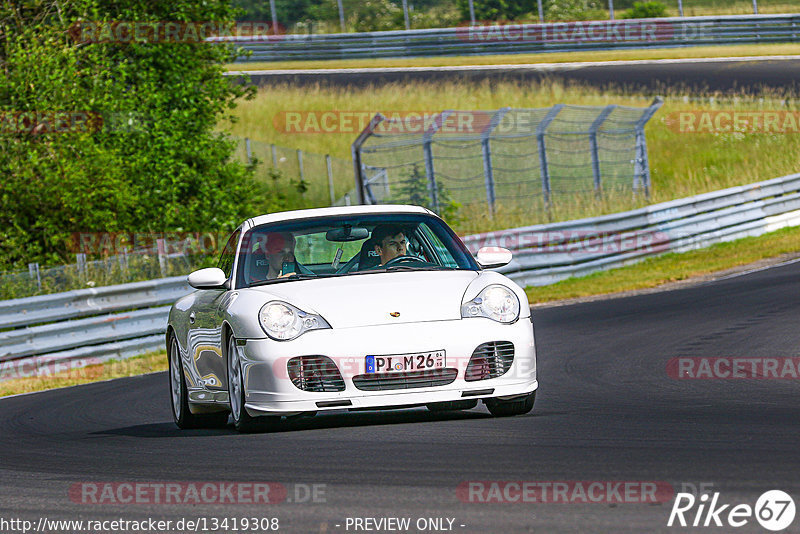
(633, 97, 664, 199)
(481, 107, 510, 218)
(245, 137, 252, 165)
(589, 105, 617, 200)
(28, 263, 41, 291)
(536, 104, 563, 214)
(326, 154, 336, 206)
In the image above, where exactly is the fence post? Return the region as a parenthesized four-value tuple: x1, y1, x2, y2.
(296, 149, 305, 190)
(245, 137, 252, 165)
(480, 107, 510, 218)
(119, 247, 129, 276)
(28, 262, 41, 291)
(156, 238, 167, 277)
(352, 113, 386, 205)
(421, 110, 454, 215)
(537, 0, 544, 22)
(608, 0, 615, 20)
(752, 0, 758, 14)
(677, 0, 684, 16)
(76, 253, 87, 283)
(344, 193, 351, 206)
(588, 105, 617, 200)
(326, 154, 336, 206)
(271, 144, 278, 167)
(536, 104, 563, 213)
(337, 0, 346, 31)
(633, 97, 664, 199)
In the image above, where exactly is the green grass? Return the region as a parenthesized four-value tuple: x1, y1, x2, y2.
(223, 78, 800, 234)
(0, 351, 167, 398)
(226, 43, 800, 71)
(526, 224, 800, 303)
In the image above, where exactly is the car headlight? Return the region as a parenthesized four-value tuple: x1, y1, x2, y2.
(461, 285, 520, 324)
(259, 301, 331, 341)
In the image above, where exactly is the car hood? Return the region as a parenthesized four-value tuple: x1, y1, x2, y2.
(248, 270, 480, 329)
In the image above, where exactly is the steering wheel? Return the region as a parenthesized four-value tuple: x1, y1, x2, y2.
(383, 254, 421, 267)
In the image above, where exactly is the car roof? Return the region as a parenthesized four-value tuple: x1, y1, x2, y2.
(245, 204, 436, 229)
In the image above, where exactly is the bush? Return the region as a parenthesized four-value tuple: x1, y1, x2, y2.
(456, 0, 532, 22)
(621, 1, 668, 18)
(544, 0, 607, 21)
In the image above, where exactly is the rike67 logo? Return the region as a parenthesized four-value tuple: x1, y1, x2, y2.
(668, 490, 795, 531)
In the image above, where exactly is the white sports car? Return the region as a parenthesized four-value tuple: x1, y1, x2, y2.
(167, 205, 538, 432)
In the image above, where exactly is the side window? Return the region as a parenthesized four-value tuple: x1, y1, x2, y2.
(217, 229, 241, 278)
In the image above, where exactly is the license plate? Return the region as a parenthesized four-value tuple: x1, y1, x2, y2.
(366, 350, 446, 374)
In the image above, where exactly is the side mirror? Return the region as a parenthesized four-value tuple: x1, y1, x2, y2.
(188, 268, 228, 289)
(475, 246, 512, 269)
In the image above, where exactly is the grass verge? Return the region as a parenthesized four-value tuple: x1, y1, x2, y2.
(526, 224, 800, 303)
(226, 43, 800, 71)
(3, 225, 799, 397)
(226, 78, 800, 234)
(0, 350, 167, 398)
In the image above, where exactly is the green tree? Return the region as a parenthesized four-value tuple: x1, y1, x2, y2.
(389, 164, 461, 222)
(0, 0, 271, 269)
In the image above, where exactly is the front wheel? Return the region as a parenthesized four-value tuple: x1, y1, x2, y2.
(485, 391, 536, 417)
(169, 336, 229, 429)
(227, 336, 280, 433)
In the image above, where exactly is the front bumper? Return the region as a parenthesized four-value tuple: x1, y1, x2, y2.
(236, 317, 537, 416)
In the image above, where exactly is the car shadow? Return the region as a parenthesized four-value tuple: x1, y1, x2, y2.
(94, 407, 504, 438)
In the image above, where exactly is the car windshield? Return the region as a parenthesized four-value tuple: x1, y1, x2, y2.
(235, 213, 478, 288)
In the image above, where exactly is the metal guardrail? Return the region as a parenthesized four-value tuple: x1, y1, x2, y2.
(216, 14, 800, 62)
(462, 172, 800, 286)
(2, 171, 800, 380)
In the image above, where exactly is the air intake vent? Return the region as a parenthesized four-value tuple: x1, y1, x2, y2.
(287, 356, 346, 392)
(352, 368, 458, 391)
(465, 341, 514, 382)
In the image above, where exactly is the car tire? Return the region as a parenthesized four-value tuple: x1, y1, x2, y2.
(226, 335, 280, 433)
(426, 399, 478, 412)
(169, 335, 229, 429)
(485, 391, 536, 417)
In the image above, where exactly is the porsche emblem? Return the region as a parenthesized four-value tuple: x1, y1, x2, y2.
(389, 312, 401, 318)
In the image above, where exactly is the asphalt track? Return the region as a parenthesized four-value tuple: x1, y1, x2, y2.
(1, 260, 799, 533)
(230, 56, 800, 93)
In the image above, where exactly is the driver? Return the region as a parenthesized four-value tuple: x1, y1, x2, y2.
(371, 224, 409, 266)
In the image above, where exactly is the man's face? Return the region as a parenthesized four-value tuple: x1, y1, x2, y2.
(376, 232, 407, 265)
(266, 235, 295, 272)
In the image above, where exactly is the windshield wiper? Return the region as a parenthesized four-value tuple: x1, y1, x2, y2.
(248, 273, 330, 287)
